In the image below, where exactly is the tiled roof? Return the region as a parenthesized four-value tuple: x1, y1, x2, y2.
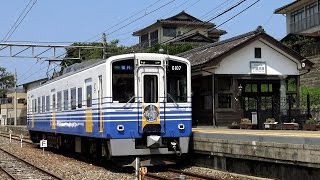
(179, 26, 313, 67)
(179, 29, 259, 66)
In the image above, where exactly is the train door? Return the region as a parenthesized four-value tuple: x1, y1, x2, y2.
(137, 65, 165, 134)
(98, 75, 103, 133)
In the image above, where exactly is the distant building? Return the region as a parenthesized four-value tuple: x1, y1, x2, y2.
(275, 0, 320, 87)
(275, 0, 319, 34)
(133, 11, 226, 48)
(0, 90, 27, 126)
(179, 27, 313, 128)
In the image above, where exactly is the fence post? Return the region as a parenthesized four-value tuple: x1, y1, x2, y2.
(288, 95, 292, 122)
(307, 94, 311, 119)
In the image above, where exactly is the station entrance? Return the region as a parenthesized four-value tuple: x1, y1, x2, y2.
(239, 80, 281, 129)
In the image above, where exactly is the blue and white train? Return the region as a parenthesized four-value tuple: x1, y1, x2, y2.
(27, 53, 192, 165)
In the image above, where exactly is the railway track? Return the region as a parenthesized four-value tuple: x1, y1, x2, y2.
(145, 168, 219, 180)
(0, 147, 63, 180)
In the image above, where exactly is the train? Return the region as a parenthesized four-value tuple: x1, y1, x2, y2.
(27, 53, 192, 166)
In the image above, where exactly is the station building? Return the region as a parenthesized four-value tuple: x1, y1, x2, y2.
(180, 27, 314, 128)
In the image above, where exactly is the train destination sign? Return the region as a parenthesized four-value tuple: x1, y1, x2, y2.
(140, 60, 161, 65)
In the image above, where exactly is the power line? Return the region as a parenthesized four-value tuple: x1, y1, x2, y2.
(1, 0, 33, 42)
(216, 0, 261, 28)
(92, 0, 177, 42)
(135, 0, 249, 52)
(1, 0, 38, 43)
(85, 0, 163, 42)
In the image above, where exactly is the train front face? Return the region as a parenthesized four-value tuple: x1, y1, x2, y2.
(108, 54, 192, 159)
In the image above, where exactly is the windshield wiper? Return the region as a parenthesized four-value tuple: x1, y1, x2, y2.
(123, 96, 135, 107)
(167, 93, 179, 107)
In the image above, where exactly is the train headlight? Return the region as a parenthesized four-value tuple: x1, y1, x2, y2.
(178, 124, 185, 130)
(117, 125, 124, 132)
(143, 105, 159, 122)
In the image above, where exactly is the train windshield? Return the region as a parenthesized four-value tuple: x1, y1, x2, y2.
(112, 59, 134, 103)
(167, 60, 187, 102)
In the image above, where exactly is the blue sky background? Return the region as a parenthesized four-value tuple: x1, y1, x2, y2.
(0, 0, 293, 84)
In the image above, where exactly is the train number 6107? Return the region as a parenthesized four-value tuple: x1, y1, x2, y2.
(172, 66, 181, 71)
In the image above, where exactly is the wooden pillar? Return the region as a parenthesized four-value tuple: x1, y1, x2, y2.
(212, 74, 216, 126)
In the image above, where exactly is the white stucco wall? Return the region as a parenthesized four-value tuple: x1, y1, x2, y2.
(214, 39, 300, 75)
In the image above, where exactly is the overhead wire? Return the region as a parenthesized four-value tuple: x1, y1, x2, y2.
(85, 0, 163, 42)
(51, 0, 178, 65)
(1, 0, 38, 43)
(135, 0, 250, 52)
(216, 0, 261, 28)
(1, 0, 33, 43)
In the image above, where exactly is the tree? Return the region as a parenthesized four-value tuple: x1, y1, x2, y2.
(148, 43, 197, 55)
(60, 40, 130, 69)
(0, 67, 15, 97)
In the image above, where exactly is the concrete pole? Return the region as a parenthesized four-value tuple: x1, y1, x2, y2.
(14, 69, 17, 126)
(102, 33, 107, 59)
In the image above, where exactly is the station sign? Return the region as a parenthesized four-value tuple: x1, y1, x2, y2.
(250, 61, 266, 74)
(40, 139, 47, 148)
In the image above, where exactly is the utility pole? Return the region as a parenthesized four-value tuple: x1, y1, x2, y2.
(14, 69, 17, 126)
(102, 33, 107, 59)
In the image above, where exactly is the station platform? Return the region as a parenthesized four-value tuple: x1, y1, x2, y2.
(192, 128, 320, 145)
(191, 128, 320, 179)
(191, 128, 320, 169)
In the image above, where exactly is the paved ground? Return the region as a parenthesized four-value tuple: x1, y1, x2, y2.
(193, 128, 320, 144)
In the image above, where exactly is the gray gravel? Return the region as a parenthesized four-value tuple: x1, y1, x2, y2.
(0, 136, 133, 180)
(0, 134, 269, 180)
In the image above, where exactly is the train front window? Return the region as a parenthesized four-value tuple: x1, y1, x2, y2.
(112, 59, 134, 103)
(167, 60, 187, 102)
(144, 75, 158, 103)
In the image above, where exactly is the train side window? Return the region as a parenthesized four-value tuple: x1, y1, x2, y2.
(86, 85, 92, 107)
(42, 96, 45, 113)
(63, 90, 69, 110)
(37, 97, 40, 113)
(78, 87, 82, 108)
(33, 99, 36, 113)
(112, 59, 134, 103)
(46, 95, 50, 112)
(52, 94, 56, 111)
(57, 91, 62, 111)
(71, 88, 76, 110)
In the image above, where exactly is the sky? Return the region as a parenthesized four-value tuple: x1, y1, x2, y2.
(0, 0, 293, 85)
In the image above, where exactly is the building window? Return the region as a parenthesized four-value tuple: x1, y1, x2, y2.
(217, 77, 232, 91)
(290, 8, 305, 32)
(63, 90, 68, 110)
(17, 98, 25, 104)
(216, 76, 233, 109)
(71, 88, 76, 110)
(163, 27, 176, 37)
(255, 48, 261, 58)
(306, 3, 318, 28)
(150, 30, 158, 46)
(57, 91, 62, 111)
(218, 94, 232, 108)
(140, 34, 148, 48)
(78, 87, 82, 108)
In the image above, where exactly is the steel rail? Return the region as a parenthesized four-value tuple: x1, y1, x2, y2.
(0, 147, 63, 180)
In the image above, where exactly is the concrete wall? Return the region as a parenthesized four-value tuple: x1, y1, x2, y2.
(193, 136, 320, 168)
(301, 56, 320, 87)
